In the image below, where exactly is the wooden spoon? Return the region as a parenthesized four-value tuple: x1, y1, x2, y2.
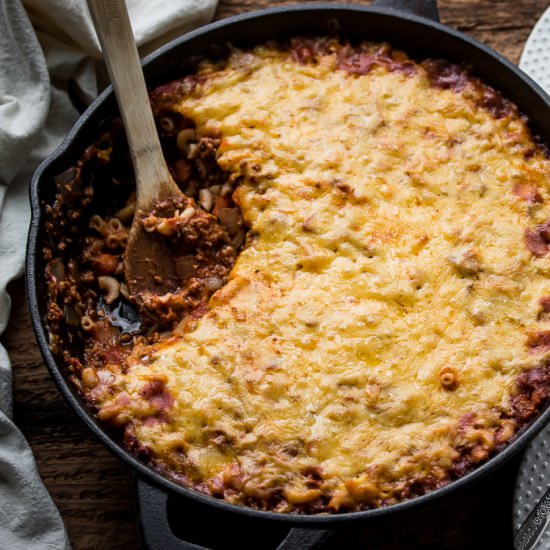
(87, 0, 183, 306)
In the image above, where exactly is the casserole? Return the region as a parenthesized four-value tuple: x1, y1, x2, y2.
(27, 0, 550, 543)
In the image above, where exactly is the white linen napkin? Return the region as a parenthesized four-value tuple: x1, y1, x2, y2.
(0, 1, 217, 548)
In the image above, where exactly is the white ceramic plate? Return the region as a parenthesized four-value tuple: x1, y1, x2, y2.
(519, 6, 550, 92)
(514, 6, 550, 549)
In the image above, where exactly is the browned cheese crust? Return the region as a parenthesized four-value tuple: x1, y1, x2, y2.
(44, 38, 550, 514)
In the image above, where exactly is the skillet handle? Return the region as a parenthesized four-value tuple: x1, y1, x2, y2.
(136, 478, 332, 550)
(137, 478, 202, 550)
(275, 528, 332, 550)
(371, 0, 440, 22)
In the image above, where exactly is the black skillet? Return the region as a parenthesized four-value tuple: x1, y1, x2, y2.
(26, 1, 550, 548)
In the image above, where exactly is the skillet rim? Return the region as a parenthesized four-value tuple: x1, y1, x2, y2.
(26, 2, 550, 525)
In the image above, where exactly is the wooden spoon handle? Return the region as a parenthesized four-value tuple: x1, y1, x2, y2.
(87, 0, 176, 205)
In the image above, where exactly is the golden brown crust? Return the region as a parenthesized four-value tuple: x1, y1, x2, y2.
(44, 37, 550, 514)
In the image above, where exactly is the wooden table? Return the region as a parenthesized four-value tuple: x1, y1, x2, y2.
(3, 1, 549, 548)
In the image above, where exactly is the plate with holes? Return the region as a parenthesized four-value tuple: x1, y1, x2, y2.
(514, 424, 550, 549)
(519, 6, 550, 91)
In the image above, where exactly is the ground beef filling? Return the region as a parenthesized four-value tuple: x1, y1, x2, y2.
(131, 195, 237, 325)
(43, 115, 246, 393)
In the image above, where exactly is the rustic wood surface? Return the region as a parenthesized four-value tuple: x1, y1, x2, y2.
(3, 1, 549, 548)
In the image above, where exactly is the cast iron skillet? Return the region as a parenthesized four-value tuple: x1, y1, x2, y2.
(26, 0, 550, 548)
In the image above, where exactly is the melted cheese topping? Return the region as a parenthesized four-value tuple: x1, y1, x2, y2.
(95, 43, 550, 511)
